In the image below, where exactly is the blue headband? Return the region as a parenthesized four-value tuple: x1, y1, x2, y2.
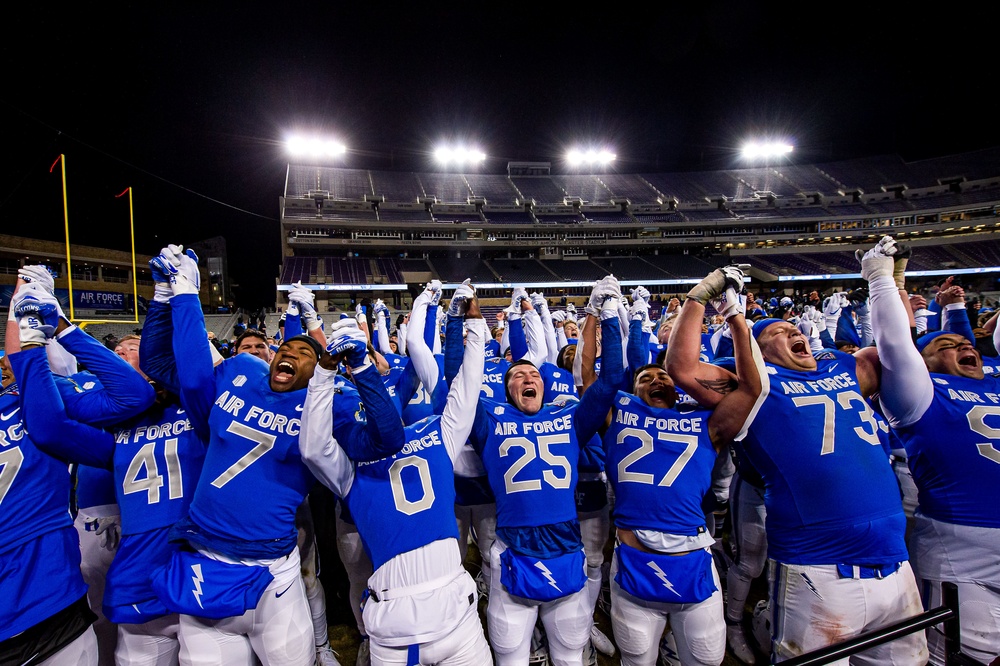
(915, 330, 951, 353)
(752, 318, 784, 340)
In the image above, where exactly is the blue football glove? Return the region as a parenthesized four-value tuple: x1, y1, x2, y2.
(148, 256, 174, 303)
(148, 256, 172, 284)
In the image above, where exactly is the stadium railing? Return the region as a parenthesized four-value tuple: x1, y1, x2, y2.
(779, 583, 983, 666)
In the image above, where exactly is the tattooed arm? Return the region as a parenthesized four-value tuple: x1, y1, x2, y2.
(665, 297, 738, 409)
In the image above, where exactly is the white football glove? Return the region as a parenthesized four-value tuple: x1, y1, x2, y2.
(510, 287, 530, 311)
(710, 288, 746, 321)
(629, 297, 650, 322)
(630, 285, 650, 303)
(551, 310, 567, 323)
(565, 303, 577, 322)
(823, 293, 844, 318)
(354, 303, 367, 326)
(12, 283, 64, 344)
(687, 264, 748, 305)
(856, 235, 899, 283)
(530, 292, 549, 315)
(424, 280, 443, 304)
(17, 265, 56, 294)
(288, 282, 320, 331)
(373, 299, 390, 321)
(155, 244, 201, 296)
(448, 279, 475, 317)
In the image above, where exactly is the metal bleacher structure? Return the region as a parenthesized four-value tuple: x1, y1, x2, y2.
(276, 148, 1000, 310)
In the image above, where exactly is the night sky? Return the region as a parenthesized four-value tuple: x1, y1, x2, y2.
(4, 2, 1000, 308)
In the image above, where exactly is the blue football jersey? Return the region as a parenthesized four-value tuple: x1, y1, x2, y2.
(605, 392, 716, 536)
(186, 355, 317, 552)
(402, 356, 446, 425)
(480, 358, 509, 403)
(345, 416, 459, 570)
(113, 403, 206, 535)
(541, 363, 577, 403)
(473, 399, 580, 530)
(743, 352, 907, 565)
(0, 391, 75, 555)
(894, 372, 1000, 528)
(1, 351, 87, 641)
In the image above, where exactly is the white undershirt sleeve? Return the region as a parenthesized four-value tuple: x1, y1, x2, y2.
(869, 276, 934, 428)
(405, 292, 439, 391)
(298, 365, 355, 497)
(441, 318, 486, 463)
(521, 310, 547, 368)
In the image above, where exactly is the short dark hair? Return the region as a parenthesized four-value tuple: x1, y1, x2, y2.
(235, 329, 267, 350)
(503, 359, 538, 405)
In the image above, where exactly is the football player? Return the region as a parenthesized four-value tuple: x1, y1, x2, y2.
(143, 245, 403, 665)
(667, 264, 927, 665)
(299, 282, 491, 664)
(467, 277, 625, 666)
(14, 282, 206, 665)
(580, 307, 757, 664)
(863, 235, 1000, 665)
(0, 338, 99, 664)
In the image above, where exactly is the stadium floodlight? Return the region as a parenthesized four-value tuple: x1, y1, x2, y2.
(286, 136, 347, 159)
(434, 146, 486, 166)
(566, 148, 616, 167)
(741, 141, 794, 160)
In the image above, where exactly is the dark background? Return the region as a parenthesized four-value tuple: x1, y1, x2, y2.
(4, 2, 999, 308)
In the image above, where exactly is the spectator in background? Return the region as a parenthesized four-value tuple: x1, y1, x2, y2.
(233, 314, 246, 338)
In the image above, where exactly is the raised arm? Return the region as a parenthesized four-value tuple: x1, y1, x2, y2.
(531, 292, 559, 366)
(155, 245, 218, 440)
(860, 237, 934, 428)
(708, 306, 763, 447)
(8, 345, 115, 468)
(939, 286, 975, 345)
(326, 319, 406, 462)
(373, 299, 392, 356)
(406, 283, 442, 392)
(440, 297, 487, 462)
(666, 268, 745, 408)
(139, 301, 180, 396)
(298, 357, 355, 497)
(575, 281, 627, 444)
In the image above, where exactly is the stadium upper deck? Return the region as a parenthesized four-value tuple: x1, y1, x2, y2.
(276, 148, 1000, 309)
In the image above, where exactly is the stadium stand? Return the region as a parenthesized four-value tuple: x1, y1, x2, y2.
(270, 148, 1000, 315)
